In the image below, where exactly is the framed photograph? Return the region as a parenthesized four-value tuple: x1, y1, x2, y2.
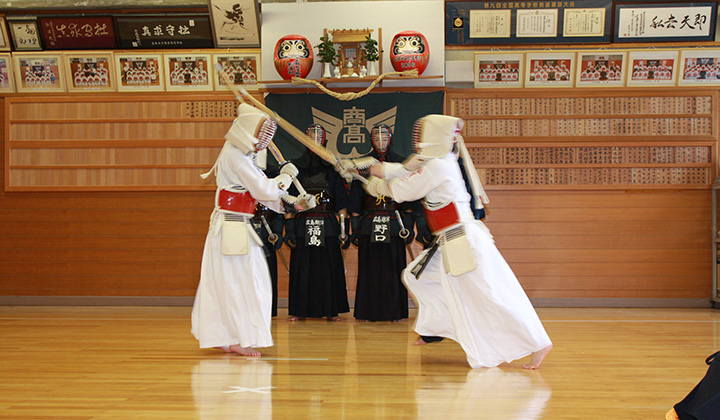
(473, 52, 524, 88)
(678, 49, 720, 86)
(163, 52, 213, 91)
(0, 17, 11, 51)
(114, 53, 164, 92)
(13, 52, 65, 92)
(626, 50, 678, 87)
(525, 52, 575, 87)
(575, 50, 627, 87)
(114, 15, 214, 49)
(614, 2, 717, 43)
(39, 16, 117, 50)
(208, 0, 261, 47)
(0, 53, 14, 92)
(8, 18, 42, 51)
(212, 51, 260, 91)
(63, 51, 115, 92)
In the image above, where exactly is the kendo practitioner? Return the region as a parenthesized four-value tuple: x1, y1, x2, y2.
(250, 202, 285, 317)
(346, 124, 414, 322)
(284, 124, 350, 322)
(191, 103, 314, 356)
(340, 114, 552, 369)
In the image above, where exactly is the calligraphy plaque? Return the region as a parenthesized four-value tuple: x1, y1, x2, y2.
(614, 2, 717, 42)
(115, 15, 214, 49)
(39, 16, 116, 50)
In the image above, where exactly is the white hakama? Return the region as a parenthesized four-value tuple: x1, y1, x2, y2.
(191, 143, 286, 350)
(385, 154, 552, 368)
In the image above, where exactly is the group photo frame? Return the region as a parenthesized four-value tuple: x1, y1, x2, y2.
(525, 51, 576, 87)
(574, 50, 627, 87)
(163, 52, 213, 91)
(208, 0, 261, 48)
(12, 52, 65, 93)
(0, 53, 14, 92)
(114, 53, 165, 92)
(626, 49, 679, 87)
(63, 51, 115, 92)
(212, 51, 261, 91)
(473, 52, 524, 88)
(677, 48, 720, 86)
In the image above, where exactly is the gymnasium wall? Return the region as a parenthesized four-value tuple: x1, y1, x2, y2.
(0, 87, 715, 306)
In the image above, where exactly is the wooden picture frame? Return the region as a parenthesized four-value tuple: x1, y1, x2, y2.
(13, 52, 65, 92)
(163, 52, 213, 91)
(63, 51, 115, 92)
(208, 0, 261, 47)
(114, 53, 164, 92)
(212, 51, 260, 91)
(0, 53, 14, 92)
(614, 2, 717, 43)
(473, 52, 524, 88)
(626, 49, 679, 87)
(524, 51, 575, 87)
(0, 17, 12, 51)
(8, 18, 42, 51)
(574, 50, 627, 87)
(677, 49, 720, 86)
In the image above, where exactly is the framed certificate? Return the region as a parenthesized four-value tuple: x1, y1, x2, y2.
(163, 52, 213, 91)
(13, 52, 65, 92)
(114, 53, 164, 92)
(575, 50, 627, 87)
(212, 51, 260, 91)
(0, 17, 11, 51)
(473, 52, 524, 88)
(626, 50, 679, 87)
(525, 52, 575, 87)
(677, 49, 720, 86)
(63, 51, 115, 92)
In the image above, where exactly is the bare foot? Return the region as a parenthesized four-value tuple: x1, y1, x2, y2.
(229, 344, 261, 357)
(215, 346, 232, 353)
(413, 337, 429, 346)
(523, 344, 552, 370)
(287, 316, 305, 322)
(328, 316, 342, 322)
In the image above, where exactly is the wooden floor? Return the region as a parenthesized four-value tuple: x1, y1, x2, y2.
(1, 306, 719, 419)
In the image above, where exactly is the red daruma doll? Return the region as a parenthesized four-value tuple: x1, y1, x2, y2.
(389, 31, 429, 75)
(273, 35, 314, 80)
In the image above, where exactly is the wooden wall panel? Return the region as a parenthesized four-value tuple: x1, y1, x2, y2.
(0, 89, 716, 306)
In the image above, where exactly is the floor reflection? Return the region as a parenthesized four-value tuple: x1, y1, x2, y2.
(192, 357, 274, 419)
(415, 368, 551, 420)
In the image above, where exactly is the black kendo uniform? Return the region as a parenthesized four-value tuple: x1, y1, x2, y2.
(284, 154, 350, 320)
(347, 124, 415, 321)
(250, 203, 284, 317)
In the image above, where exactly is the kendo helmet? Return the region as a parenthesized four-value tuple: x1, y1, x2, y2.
(371, 124, 392, 156)
(411, 114, 463, 159)
(306, 124, 327, 147)
(225, 103, 277, 155)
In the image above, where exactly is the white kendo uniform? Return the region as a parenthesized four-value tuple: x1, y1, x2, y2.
(192, 104, 301, 350)
(366, 115, 552, 368)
